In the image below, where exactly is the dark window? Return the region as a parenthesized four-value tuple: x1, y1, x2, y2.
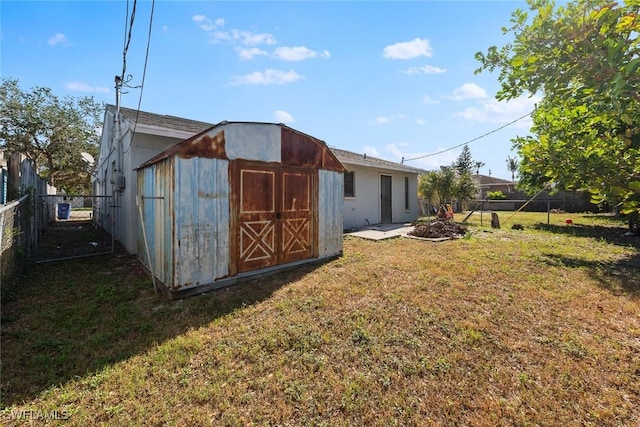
(404, 177, 409, 210)
(344, 171, 355, 197)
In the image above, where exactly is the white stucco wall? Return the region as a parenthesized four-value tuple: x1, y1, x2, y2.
(96, 110, 187, 255)
(342, 163, 420, 230)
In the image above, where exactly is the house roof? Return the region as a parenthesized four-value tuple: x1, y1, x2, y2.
(474, 174, 515, 186)
(107, 105, 424, 174)
(106, 104, 214, 134)
(330, 147, 427, 175)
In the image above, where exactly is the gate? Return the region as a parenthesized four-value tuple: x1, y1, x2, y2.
(34, 194, 115, 263)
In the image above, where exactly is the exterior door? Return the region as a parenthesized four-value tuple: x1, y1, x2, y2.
(235, 163, 278, 273)
(231, 160, 315, 274)
(281, 169, 313, 264)
(381, 175, 392, 223)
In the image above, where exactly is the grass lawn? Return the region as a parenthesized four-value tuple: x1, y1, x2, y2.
(1, 213, 638, 426)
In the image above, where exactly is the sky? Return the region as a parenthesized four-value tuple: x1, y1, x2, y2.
(1, 0, 539, 180)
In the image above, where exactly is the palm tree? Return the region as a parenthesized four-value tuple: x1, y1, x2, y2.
(474, 161, 485, 174)
(506, 156, 519, 182)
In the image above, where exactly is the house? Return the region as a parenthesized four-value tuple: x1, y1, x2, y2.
(134, 122, 344, 297)
(474, 174, 516, 199)
(95, 106, 426, 257)
(95, 105, 213, 254)
(331, 148, 426, 230)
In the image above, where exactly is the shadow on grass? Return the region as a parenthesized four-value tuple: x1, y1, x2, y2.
(0, 223, 317, 407)
(534, 223, 640, 297)
(533, 222, 638, 247)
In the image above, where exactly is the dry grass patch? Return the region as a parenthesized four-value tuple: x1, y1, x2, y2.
(1, 213, 639, 426)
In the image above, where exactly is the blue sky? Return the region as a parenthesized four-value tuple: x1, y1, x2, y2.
(1, 1, 538, 180)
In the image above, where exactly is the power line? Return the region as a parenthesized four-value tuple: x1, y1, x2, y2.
(121, 0, 137, 80)
(402, 111, 533, 163)
(133, 0, 155, 135)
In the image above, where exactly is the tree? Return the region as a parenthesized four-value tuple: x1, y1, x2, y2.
(455, 144, 474, 175)
(0, 78, 103, 194)
(474, 161, 485, 174)
(475, 0, 640, 215)
(418, 165, 478, 213)
(506, 155, 519, 182)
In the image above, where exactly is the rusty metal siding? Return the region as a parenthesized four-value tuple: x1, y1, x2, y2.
(137, 159, 173, 286)
(173, 157, 230, 289)
(224, 123, 281, 162)
(318, 169, 343, 258)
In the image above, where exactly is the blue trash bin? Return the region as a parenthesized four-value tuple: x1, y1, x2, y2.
(57, 203, 71, 220)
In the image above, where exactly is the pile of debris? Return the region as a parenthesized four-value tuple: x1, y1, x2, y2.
(408, 219, 468, 239)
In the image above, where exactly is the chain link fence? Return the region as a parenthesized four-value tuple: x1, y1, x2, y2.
(0, 195, 30, 287)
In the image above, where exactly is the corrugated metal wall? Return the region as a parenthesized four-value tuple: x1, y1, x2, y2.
(318, 169, 343, 258)
(173, 157, 229, 289)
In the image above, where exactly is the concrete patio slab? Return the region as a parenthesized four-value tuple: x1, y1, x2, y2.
(345, 223, 414, 241)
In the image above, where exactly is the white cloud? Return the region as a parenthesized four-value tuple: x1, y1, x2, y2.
(454, 95, 540, 128)
(408, 149, 459, 171)
(193, 15, 275, 46)
(362, 145, 381, 158)
(192, 15, 223, 32)
(384, 143, 406, 160)
(403, 65, 447, 75)
(449, 83, 488, 101)
(229, 69, 302, 86)
(368, 114, 408, 125)
(162, 25, 168, 32)
(48, 33, 70, 46)
(65, 81, 110, 94)
(237, 47, 268, 60)
(422, 95, 439, 105)
(272, 46, 331, 62)
(274, 110, 295, 123)
(415, 118, 426, 125)
(230, 29, 276, 46)
(383, 38, 432, 60)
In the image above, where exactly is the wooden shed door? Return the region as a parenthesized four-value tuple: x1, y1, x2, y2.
(232, 161, 315, 274)
(281, 170, 313, 264)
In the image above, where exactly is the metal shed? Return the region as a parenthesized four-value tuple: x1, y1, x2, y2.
(135, 121, 345, 298)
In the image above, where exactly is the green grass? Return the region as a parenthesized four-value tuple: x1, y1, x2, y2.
(1, 212, 638, 426)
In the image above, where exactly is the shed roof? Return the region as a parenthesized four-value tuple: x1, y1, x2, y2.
(136, 121, 345, 173)
(331, 147, 427, 175)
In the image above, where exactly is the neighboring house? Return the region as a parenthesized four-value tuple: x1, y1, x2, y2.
(474, 174, 516, 199)
(135, 122, 344, 297)
(331, 148, 426, 230)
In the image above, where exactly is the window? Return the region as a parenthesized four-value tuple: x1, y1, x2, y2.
(404, 177, 409, 210)
(344, 171, 355, 197)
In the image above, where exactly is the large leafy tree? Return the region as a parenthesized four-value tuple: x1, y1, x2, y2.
(0, 78, 103, 194)
(475, 0, 640, 215)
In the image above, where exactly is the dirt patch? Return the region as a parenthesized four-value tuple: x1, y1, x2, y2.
(408, 219, 468, 239)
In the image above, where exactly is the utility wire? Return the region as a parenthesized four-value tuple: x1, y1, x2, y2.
(121, 0, 137, 79)
(402, 111, 533, 163)
(133, 0, 155, 135)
